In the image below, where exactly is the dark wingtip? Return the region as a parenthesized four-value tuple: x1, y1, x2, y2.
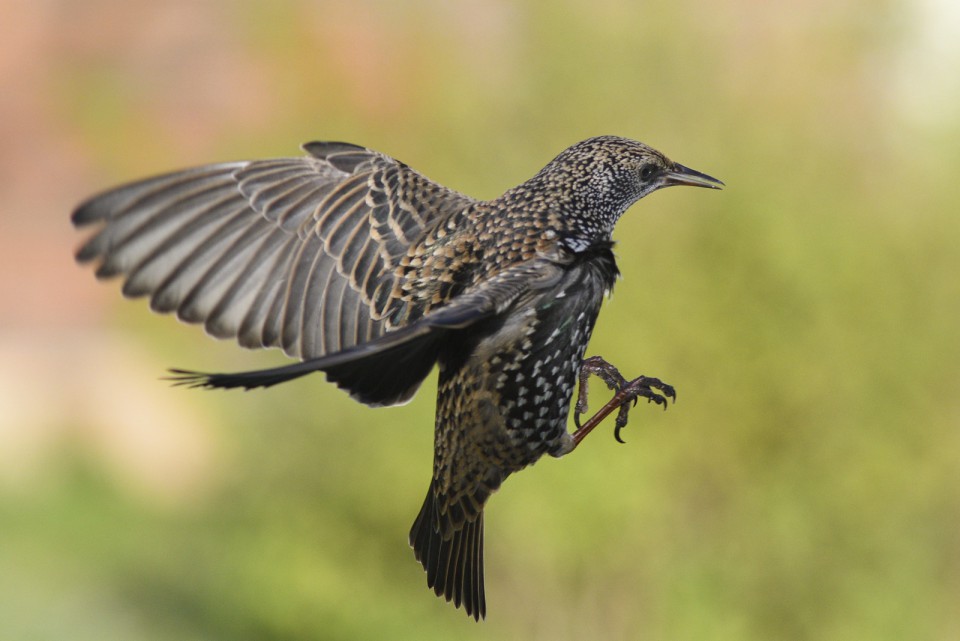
(72, 197, 107, 263)
(163, 367, 274, 390)
(71, 199, 102, 227)
(164, 368, 217, 389)
(164, 358, 330, 391)
(74, 243, 97, 265)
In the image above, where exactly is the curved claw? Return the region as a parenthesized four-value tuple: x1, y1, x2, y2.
(614, 423, 627, 444)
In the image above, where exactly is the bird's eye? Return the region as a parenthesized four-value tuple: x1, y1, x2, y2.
(639, 164, 657, 181)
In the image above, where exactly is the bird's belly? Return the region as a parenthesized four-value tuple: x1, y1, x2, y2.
(459, 285, 606, 468)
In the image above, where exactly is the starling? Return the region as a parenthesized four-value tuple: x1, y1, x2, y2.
(72, 135, 722, 620)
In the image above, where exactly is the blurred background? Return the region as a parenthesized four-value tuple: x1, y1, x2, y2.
(2, 0, 958, 639)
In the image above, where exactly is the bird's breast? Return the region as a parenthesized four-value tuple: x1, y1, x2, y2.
(438, 257, 615, 470)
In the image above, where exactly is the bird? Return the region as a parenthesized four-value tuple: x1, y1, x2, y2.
(72, 135, 722, 620)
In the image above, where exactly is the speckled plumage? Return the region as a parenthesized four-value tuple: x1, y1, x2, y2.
(72, 135, 722, 620)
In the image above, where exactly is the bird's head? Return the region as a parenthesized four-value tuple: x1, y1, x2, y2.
(531, 136, 723, 242)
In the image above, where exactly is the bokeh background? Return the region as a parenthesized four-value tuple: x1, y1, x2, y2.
(2, 1, 958, 639)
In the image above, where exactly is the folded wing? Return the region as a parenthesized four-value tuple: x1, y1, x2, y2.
(168, 259, 564, 407)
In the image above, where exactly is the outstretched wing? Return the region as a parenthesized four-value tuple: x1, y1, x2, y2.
(73, 141, 476, 360)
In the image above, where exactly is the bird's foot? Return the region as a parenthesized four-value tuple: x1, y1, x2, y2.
(571, 356, 675, 448)
(574, 356, 628, 428)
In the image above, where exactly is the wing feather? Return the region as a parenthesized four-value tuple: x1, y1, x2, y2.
(280, 232, 325, 354)
(167, 259, 564, 407)
(153, 203, 267, 321)
(73, 141, 476, 362)
(299, 248, 338, 357)
(204, 226, 292, 339)
(88, 169, 244, 279)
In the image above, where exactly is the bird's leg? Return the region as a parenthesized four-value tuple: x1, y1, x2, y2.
(571, 356, 676, 449)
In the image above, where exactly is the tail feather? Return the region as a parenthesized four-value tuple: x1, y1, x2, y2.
(409, 482, 486, 621)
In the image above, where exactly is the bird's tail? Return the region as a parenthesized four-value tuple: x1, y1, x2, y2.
(409, 481, 486, 621)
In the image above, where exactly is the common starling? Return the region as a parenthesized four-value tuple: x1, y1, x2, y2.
(72, 135, 722, 620)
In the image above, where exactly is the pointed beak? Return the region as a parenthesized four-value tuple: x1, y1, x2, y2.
(663, 163, 724, 190)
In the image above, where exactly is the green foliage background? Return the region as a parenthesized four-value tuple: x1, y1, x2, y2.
(3, 1, 958, 639)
